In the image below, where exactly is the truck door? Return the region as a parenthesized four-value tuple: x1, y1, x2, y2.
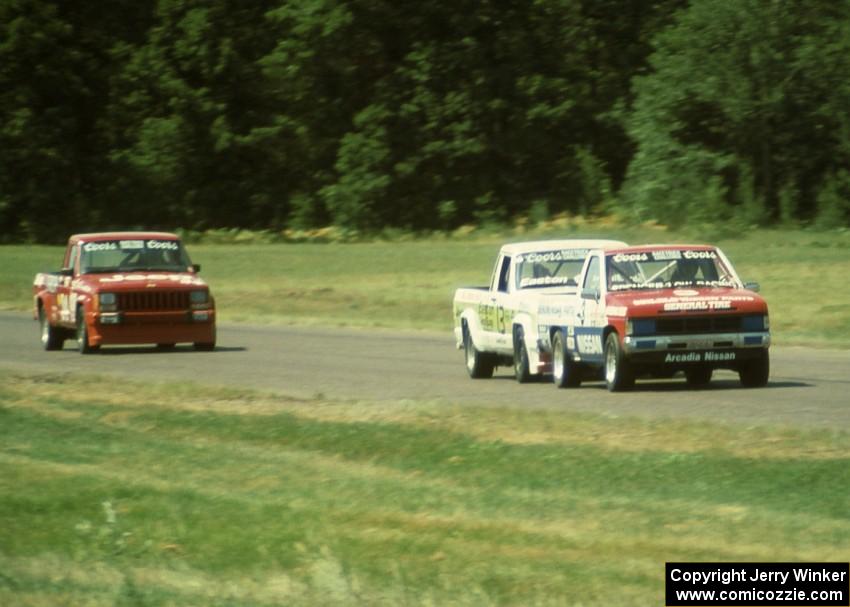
(57, 243, 79, 326)
(576, 254, 605, 361)
(480, 254, 511, 350)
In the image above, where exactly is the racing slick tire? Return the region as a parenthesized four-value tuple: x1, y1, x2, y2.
(513, 326, 532, 384)
(685, 366, 713, 387)
(463, 325, 495, 379)
(552, 330, 581, 388)
(39, 305, 64, 351)
(739, 349, 769, 388)
(604, 332, 634, 392)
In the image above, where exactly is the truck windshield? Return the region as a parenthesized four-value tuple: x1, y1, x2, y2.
(515, 249, 589, 289)
(79, 239, 192, 274)
(606, 249, 737, 291)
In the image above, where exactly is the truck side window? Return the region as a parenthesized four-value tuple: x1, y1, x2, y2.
(497, 256, 511, 293)
(583, 256, 600, 292)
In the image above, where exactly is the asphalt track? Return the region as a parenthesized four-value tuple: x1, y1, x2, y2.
(2, 311, 848, 429)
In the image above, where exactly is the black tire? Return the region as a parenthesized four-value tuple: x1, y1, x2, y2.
(76, 307, 98, 354)
(39, 306, 64, 351)
(739, 349, 769, 387)
(194, 326, 217, 351)
(685, 366, 713, 387)
(156, 343, 176, 350)
(552, 330, 581, 388)
(513, 326, 532, 383)
(463, 326, 494, 379)
(604, 332, 634, 392)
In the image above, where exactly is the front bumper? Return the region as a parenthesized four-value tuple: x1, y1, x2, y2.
(623, 331, 770, 355)
(88, 309, 216, 345)
(622, 331, 769, 370)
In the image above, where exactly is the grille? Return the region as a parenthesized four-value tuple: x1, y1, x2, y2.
(655, 315, 742, 335)
(117, 291, 190, 311)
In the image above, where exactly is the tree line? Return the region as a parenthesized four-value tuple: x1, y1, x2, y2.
(2, 0, 848, 242)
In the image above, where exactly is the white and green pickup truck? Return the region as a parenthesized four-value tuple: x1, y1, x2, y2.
(453, 239, 626, 381)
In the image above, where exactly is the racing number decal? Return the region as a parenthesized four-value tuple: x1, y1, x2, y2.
(496, 305, 508, 334)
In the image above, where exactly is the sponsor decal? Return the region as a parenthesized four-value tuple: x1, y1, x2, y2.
(650, 250, 682, 260)
(663, 300, 732, 311)
(682, 249, 717, 259)
(613, 252, 649, 263)
(119, 240, 144, 249)
(634, 294, 755, 306)
(147, 239, 179, 250)
(83, 241, 118, 252)
(664, 351, 737, 363)
(516, 249, 589, 264)
(673, 289, 699, 297)
(519, 275, 574, 288)
(577, 334, 603, 355)
(607, 305, 627, 317)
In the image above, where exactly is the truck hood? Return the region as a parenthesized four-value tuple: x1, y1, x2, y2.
(606, 287, 768, 317)
(74, 272, 209, 292)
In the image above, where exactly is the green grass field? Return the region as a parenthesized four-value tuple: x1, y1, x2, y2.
(3, 223, 849, 346)
(2, 371, 848, 606)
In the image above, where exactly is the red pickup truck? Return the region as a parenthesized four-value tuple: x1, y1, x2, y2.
(33, 232, 216, 353)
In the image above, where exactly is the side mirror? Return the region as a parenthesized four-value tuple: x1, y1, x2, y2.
(743, 281, 760, 292)
(58, 267, 74, 277)
(191, 264, 201, 273)
(581, 287, 599, 301)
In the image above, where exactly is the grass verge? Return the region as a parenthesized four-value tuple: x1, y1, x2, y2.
(1, 370, 848, 605)
(2, 222, 849, 346)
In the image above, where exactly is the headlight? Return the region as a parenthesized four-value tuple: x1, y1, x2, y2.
(626, 318, 656, 336)
(99, 292, 117, 311)
(742, 315, 768, 332)
(190, 290, 208, 304)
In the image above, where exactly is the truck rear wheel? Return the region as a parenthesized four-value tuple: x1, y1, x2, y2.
(604, 332, 634, 392)
(739, 349, 769, 387)
(463, 326, 494, 379)
(552, 330, 581, 388)
(39, 306, 64, 351)
(76, 307, 99, 354)
(513, 326, 532, 384)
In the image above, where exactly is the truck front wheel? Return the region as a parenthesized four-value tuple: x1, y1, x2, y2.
(604, 332, 634, 392)
(463, 326, 494, 379)
(76, 307, 99, 354)
(39, 306, 64, 351)
(513, 326, 532, 384)
(552, 330, 581, 388)
(739, 349, 769, 387)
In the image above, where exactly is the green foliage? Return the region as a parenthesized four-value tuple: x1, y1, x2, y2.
(2, 0, 850, 241)
(622, 0, 850, 225)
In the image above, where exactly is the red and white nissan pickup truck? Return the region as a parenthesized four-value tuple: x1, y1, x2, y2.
(33, 232, 216, 353)
(543, 244, 771, 390)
